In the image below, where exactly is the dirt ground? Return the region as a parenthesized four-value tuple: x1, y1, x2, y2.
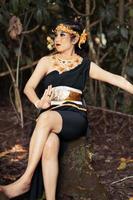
(0, 103, 133, 200)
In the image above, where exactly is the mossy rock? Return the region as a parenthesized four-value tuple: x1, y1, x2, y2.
(57, 137, 111, 200)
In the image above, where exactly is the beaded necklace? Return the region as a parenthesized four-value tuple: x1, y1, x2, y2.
(52, 54, 82, 73)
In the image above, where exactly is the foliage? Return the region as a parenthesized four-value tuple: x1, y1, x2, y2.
(84, 0, 133, 113)
(0, 0, 133, 119)
(0, 0, 67, 126)
(0, 0, 66, 69)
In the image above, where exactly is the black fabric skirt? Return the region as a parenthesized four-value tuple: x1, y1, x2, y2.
(53, 105, 88, 141)
(28, 104, 89, 200)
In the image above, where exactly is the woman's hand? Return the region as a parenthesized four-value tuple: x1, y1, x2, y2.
(35, 85, 54, 109)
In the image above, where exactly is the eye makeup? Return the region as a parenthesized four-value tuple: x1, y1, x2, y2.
(54, 31, 68, 38)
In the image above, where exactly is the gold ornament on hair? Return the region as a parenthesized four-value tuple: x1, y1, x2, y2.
(53, 23, 88, 49)
(47, 36, 54, 50)
(78, 29, 88, 48)
(54, 23, 79, 37)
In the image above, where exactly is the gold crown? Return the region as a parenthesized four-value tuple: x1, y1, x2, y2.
(54, 23, 88, 48)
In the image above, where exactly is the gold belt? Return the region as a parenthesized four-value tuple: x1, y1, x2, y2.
(52, 86, 82, 101)
(50, 103, 87, 112)
(63, 90, 81, 101)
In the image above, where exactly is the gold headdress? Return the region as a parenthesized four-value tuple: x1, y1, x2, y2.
(54, 23, 88, 49)
(78, 29, 88, 48)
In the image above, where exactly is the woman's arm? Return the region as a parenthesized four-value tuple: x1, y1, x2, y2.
(23, 56, 50, 107)
(89, 62, 133, 94)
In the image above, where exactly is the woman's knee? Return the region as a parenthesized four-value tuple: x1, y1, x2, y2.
(37, 111, 51, 124)
(36, 111, 53, 131)
(37, 111, 63, 133)
(42, 133, 60, 160)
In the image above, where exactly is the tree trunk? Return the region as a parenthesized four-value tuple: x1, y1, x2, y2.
(118, 0, 124, 24)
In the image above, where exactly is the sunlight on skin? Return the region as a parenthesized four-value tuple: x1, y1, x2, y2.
(0, 181, 30, 198)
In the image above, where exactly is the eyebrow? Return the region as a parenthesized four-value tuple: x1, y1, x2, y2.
(60, 31, 66, 34)
(54, 31, 67, 36)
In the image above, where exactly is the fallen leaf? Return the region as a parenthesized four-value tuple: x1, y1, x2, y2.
(117, 157, 133, 170)
(117, 161, 127, 170)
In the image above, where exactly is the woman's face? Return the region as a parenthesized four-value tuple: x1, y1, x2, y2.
(54, 30, 74, 52)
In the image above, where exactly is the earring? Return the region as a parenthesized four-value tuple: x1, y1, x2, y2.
(72, 39, 76, 44)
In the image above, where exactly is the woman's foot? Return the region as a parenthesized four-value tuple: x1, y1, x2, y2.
(0, 178, 31, 199)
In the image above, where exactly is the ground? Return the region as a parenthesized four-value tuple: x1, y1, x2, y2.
(0, 103, 132, 200)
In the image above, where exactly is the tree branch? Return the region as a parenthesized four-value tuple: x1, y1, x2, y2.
(90, 19, 102, 28)
(118, 0, 124, 24)
(0, 60, 38, 77)
(125, 1, 133, 8)
(68, 0, 95, 17)
(99, 47, 113, 63)
(111, 176, 133, 185)
(121, 31, 133, 76)
(22, 25, 40, 34)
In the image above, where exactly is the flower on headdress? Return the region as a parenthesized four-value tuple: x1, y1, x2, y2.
(52, 24, 88, 49)
(78, 29, 88, 48)
(54, 24, 79, 37)
(47, 36, 54, 50)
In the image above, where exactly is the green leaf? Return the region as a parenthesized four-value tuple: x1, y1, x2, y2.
(0, 13, 6, 26)
(19, 0, 29, 10)
(10, 0, 19, 13)
(126, 67, 133, 77)
(107, 29, 118, 38)
(106, 5, 116, 24)
(120, 27, 128, 39)
(0, 42, 9, 59)
(129, 8, 133, 17)
(34, 9, 43, 24)
(47, 2, 62, 13)
(42, 8, 50, 23)
(99, 4, 116, 24)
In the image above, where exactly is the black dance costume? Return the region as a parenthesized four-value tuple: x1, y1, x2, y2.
(29, 56, 90, 199)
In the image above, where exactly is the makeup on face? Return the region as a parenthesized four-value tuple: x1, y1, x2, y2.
(54, 31, 73, 51)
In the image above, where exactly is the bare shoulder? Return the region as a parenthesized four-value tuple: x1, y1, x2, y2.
(35, 55, 54, 73)
(37, 55, 53, 67)
(24, 55, 55, 88)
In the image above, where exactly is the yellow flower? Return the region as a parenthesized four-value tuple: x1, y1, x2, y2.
(46, 36, 54, 50)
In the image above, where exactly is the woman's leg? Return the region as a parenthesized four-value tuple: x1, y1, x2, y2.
(42, 133, 60, 200)
(0, 111, 62, 198)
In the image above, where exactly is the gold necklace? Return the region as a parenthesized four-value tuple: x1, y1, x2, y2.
(52, 54, 81, 73)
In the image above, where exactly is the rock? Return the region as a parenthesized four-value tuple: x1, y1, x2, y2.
(57, 137, 111, 200)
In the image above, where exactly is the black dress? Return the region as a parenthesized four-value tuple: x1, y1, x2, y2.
(29, 56, 91, 199)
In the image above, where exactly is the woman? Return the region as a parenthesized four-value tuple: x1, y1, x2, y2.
(0, 19, 133, 200)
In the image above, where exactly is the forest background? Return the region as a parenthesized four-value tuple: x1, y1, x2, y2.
(0, 0, 133, 127)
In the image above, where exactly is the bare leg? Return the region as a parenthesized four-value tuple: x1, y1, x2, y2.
(0, 111, 62, 199)
(42, 133, 60, 200)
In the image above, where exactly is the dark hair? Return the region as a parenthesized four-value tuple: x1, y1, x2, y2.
(52, 19, 89, 58)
